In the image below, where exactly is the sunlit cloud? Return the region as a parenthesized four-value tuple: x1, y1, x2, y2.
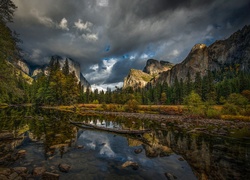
(74, 19, 93, 31)
(59, 18, 69, 31)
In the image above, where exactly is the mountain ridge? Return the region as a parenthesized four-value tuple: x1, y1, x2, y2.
(123, 25, 250, 89)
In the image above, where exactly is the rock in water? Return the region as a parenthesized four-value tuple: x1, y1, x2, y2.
(33, 167, 46, 176)
(42, 172, 60, 180)
(134, 148, 143, 154)
(121, 161, 139, 170)
(58, 163, 71, 173)
(165, 172, 177, 180)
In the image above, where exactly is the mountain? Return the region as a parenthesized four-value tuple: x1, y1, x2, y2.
(143, 59, 173, 76)
(157, 25, 250, 85)
(123, 69, 153, 89)
(14, 55, 91, 91)
(123, 25, 250, 88)
(123, 59, 174, 89)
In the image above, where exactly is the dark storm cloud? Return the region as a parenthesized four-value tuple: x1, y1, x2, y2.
(10, 0, 250, 89)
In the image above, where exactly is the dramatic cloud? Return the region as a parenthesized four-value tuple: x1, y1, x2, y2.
(10, 0, 250, 90)
(74, 19, 93, 31)
(59, 18, 69, 31)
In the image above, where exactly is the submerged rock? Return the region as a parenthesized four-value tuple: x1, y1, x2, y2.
(58, 163, 71, 173)
(33, 167, 46, 176)
(134, 148, 143, 154)
(13, 167, 28, 174)
(42, 172, 60, 180)
(121, 161, 139, 170)
(164, 172, 177, 180)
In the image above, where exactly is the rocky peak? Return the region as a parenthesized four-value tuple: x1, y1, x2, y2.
(143, 59, 173, 76)
(123, 69, 153, 89)
(14, 59, 30, 75)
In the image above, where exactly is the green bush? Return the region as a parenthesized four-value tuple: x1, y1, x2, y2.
(124, 99, 139, 112)
(206, 108, 221, 119)
(184, 91, 205, 116)
(92, 99, 99, 104)
(227, 93, 248, 108)
(101, 103, 107, 110)
(222, 103, 239, 115)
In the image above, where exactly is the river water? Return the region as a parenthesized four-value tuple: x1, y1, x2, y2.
(0, 107, 249, 179)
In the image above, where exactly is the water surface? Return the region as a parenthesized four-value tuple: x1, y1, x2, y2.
(0, 107, 249, 179)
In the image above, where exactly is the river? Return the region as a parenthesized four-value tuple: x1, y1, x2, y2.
(0, 107, 249, 179)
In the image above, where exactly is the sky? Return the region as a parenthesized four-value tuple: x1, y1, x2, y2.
(9, 0, 250, 91)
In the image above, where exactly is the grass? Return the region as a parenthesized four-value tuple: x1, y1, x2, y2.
(221, 115, 250, 121)
(0, 103, 8, 108)
(42, 103, 250, 121)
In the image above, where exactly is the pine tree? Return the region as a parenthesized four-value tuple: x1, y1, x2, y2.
(62, 58, 69, 76)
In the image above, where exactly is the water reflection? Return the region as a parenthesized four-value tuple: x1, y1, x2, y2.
(0, 107, 249, 179)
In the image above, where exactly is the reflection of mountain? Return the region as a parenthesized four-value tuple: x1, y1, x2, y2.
(155, 130, 250, 180)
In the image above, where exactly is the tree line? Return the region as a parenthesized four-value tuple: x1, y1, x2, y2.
(0, 0, 250, 111)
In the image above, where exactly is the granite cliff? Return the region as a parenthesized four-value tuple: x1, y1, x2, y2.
(14, 55, 91, 91)
(123, 69, 153, 89)
(123, 25, 250, 88)
(143, 59, 173, 76)
(123, 60, 174, 89)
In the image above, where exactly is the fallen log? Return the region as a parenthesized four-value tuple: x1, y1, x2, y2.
(70, 121, 151, 134)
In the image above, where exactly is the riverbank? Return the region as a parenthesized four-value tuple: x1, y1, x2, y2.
(46, 104, 250, 139)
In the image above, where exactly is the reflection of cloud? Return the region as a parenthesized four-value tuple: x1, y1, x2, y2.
(78, 130, 115, 157)
(100, 144, 115, 157)
(97, 0, 109, 7)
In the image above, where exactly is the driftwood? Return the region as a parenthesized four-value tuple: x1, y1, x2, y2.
(70, 121, 151, 134)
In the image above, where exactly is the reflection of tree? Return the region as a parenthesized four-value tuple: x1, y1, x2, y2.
(0, 107, 78, 159)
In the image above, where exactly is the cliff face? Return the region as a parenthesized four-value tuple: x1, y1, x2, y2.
(123, 69, 153, 89)
(157, 25, 250, 85)
(13, 55, 91, 91)
(80, 73, 91, 91)
(143, 59, 173, 76)
(123, 59, 174, 89)
(14, 59, 30, 75)
(157, 44, 209, 85)
(123, 25, 250, 89)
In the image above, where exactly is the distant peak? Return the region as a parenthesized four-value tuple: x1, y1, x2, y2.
(191, 44, 207, 52)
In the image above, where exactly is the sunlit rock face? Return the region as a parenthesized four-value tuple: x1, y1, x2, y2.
(15, 59, 30, 75)
(123, 69, 153, 89)
(143, 59, 173, 76)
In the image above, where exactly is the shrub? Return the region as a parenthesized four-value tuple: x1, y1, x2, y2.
(184, 91, 205, 116)
(222, 103, 239, 115)
(206, 108, 221, 119)
(101, 103, 107, 110)
(92, 99, 99, 104)
(227, 93, 248, 109)
(107, 104, 118, 112)
(125, 99, 139, 112)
